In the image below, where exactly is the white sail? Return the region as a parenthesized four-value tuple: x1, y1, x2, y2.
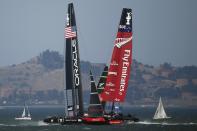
(27, 106, 31, 117)
(153, 97, 170, 119)
(21, 107, 26, 118)
(28, 112, 31, 117)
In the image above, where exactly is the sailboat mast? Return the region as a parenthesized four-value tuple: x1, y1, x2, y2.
(70, 4, 84, 116)
(64, 3, 83, 117)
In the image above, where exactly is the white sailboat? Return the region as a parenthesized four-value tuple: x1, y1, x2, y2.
(15, 105, 32, 120)
(153, 97, 170, 120)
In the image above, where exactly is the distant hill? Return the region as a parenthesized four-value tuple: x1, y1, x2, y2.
(0, 50, 197, 107)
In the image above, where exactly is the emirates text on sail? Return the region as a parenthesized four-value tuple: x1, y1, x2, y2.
(119, 49, 130, 93)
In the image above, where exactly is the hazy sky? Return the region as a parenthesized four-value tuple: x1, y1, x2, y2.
(0, 0, 197, 67)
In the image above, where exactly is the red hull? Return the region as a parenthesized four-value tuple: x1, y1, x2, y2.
(82, 117, 107, 124)
(109, 120, 123, 124)
(82, 117, 125, 125)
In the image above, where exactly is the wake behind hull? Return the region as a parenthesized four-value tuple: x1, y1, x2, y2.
(153, 116, 171, 120)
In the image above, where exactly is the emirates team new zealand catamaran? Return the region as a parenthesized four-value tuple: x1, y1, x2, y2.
(82, 7, 139, 125)
(43, 3, 139, 125)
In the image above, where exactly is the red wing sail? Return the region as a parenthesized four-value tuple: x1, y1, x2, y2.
(100, 8, 132, 102)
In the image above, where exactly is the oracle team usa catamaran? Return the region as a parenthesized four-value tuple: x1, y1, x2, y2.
(44, 3, 83, 124)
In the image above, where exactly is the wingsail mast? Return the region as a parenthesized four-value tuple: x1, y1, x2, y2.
(100, 8, 132, 111)
(64, 3, 83, 117)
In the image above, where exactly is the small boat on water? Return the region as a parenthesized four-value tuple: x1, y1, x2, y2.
(15, 105, 31, 120)
(153, 97, 171, 120)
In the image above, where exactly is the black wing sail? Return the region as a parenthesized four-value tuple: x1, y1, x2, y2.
(65, 3, 83, 117)
(97, 66, 108, 109)
(97, 66, 108, 94)
(88, 71, 104, 117)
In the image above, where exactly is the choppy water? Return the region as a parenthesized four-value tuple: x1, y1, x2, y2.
(0, 106, 197, 131)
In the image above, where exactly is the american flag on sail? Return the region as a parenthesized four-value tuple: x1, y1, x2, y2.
(65, 26, 76, 39)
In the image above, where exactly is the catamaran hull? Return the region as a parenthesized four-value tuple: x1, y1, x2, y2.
(61, 117, 83, 125)
(82, 117, 107, 125)
(43, 116, 64, 124)
(43, 116, 83, 125)
(43, 115, 139, 125)
(15, 117, 31, 120)
(82, 114, 139, 125)
(82, 119, 139, 125)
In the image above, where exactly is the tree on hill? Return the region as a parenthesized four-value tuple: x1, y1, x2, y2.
(176, 66, 197, 79)
(38, 50, 64, 70)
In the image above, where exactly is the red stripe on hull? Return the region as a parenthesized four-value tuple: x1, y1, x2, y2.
(109, 120, 123, 124)
(82, 117, 106, 124)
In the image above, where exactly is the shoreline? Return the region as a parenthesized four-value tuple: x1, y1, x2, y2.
(1, 104, 197, 109)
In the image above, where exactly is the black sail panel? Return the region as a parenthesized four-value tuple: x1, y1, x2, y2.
(65, 3, 83, 117)
(97, 66, 108, 110)
(97, 66, 108, 94)
(88, 71, 104, 117)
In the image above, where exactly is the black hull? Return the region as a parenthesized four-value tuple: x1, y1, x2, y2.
(61, 117, 83, 125)
(106, 114, 139, 124)
(105, 113, 139, 120)
(43, 116, 64, 124)
(43, 116, 83, 125)
(121, 115, 140, 122)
